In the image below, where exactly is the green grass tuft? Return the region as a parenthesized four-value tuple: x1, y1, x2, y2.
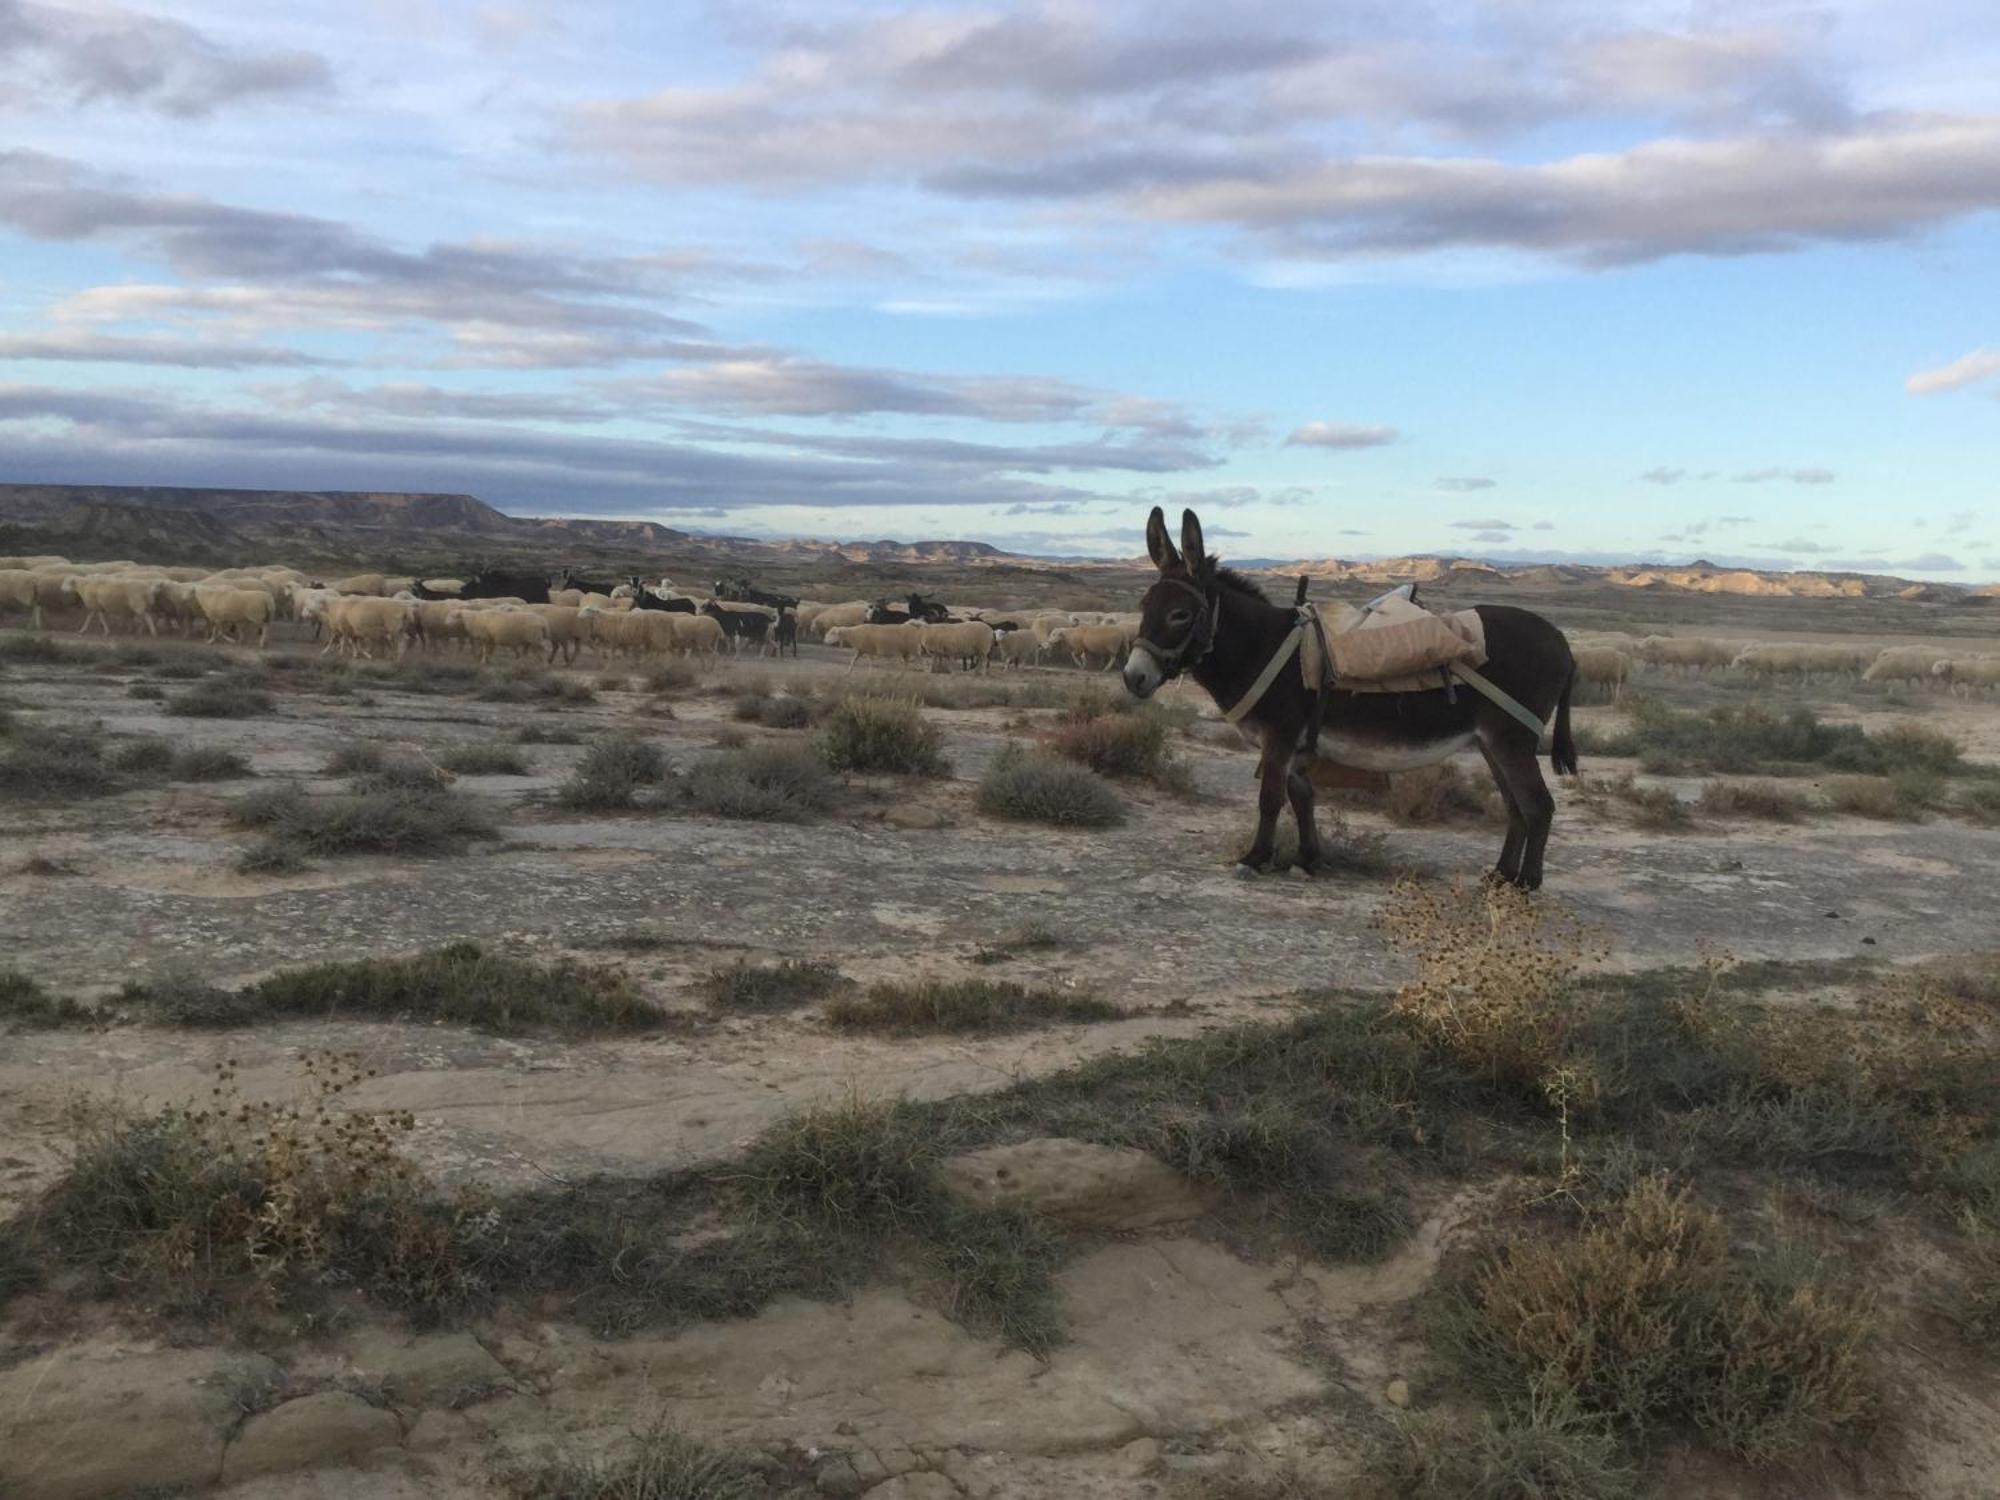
(825, 976, 1117, 1034)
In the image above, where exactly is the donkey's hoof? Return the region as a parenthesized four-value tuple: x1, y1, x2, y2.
(1233, 861, 1264, 881)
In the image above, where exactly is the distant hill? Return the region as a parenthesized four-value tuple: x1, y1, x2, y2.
(0, 483, 1984, 603)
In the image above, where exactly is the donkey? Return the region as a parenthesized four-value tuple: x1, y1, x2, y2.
(1124, 507, 1578, 889)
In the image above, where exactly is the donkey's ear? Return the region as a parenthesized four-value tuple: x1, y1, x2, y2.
(1145, 506, 1181, 572)
(1179, 509, 1208, 576)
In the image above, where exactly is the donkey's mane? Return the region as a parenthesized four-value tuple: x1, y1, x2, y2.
(1209, 564, 1270, 604)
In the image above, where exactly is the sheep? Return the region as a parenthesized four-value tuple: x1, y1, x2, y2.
(461, 605, 549, 664)
(1801, 643, 1876, 678)
(1048, 623, 1130, 671)
(195, 586, 278, 648)
(547, 588, 585, 609)
(917, 619, 996, 673)
(410, 599, 469, 652)
(672, 612, 724, 656)
(990, 627, 1045, 670)
(329, 572, 390, 596)
(420, 577, 465, 596)
(0, 569, 51, 629)
(290, 586, 340, 640)
(13, 569, 77, 628)
(1863, 646, 1951, 688)
(1730, 643, 1807, 681)
(825, 621, 923, 673)
(63, 575, 160, 636)
(1572, 647, 1633, 701)
(1637, 636, 1736, 673)
(1933, 656, 2000, 696)
(324, 596, 417, 659)
(534, 604, 590, 664)
(807, 600, 872, 639)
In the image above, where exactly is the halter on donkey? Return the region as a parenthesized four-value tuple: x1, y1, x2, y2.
(1124, 507, 1580, 890)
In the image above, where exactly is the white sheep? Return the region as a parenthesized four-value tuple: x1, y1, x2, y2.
(461, 605, 549, 664)
(917, 619, 996, 673)
(1933, 655, 2000, 696)
(324, 596, 417, 659)
(1048, 623, 1130, 670)
(0, 569, 51, 630)
(1572, 647, 1633, 701)
(990, 628, 1045, 670)
(65, 575, 160, 635)
(825, 621, 922, 672)
(1864, 646, 1951, 688)
(533, 604, 590, 664)
(195, 586, 278, 648)
(807, 600, 872, 640)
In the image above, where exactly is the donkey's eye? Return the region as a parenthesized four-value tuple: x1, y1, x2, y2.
(1168, 609, 1191, 625)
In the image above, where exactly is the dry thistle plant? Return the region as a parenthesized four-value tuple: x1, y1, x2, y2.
(1375, 878, 1607, 1106)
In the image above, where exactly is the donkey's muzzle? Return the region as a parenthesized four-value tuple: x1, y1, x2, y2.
(1122, 646, 1164, 699)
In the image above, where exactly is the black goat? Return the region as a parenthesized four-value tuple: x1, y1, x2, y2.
(701, 600, 771, 652)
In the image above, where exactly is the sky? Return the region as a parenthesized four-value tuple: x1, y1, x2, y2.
(0, 1, 1997, 579)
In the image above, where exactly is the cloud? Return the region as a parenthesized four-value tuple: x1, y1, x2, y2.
(1897, 552, 1966, 571)
(0, 381, 1215, 511)
(1640, 467, 1685, 484)
(0, 2, 331, 117)
(604, 356, 1217, 437)
(0, 151, 720, 358)
(566, 6, 1902, 282)
(1532, 522, 1554, 530)
(1906, 347, 2000, 395)
(1436, 475, 1496, 491)
(1286, 420, 1397, 449)
(1128, 116, 2000, 268)
(1716, 514, 1753, 524)
(1450, 517, 1514, 531)
(1734, 466, 1834, 484)
(1469, 530, 1512, 542)
(0, 330, 337, 368)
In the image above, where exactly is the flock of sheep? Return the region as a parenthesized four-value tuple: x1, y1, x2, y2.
(1568, 633, 2000, 699)
(0, 555, 1145, 676)
(5, 553, 1995, 694)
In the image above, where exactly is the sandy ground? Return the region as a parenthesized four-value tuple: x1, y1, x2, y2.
(2, 624, 1997, 1499)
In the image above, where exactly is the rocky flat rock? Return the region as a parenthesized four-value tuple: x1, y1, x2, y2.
(222, 1391, 403, 1485)
(0, 1344, 277, 1500)
(334, 1328, 509, 1408)
(939, 1137, 1217, 1232)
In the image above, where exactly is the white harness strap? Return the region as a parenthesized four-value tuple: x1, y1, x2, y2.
(1448, 663, 1551, 736)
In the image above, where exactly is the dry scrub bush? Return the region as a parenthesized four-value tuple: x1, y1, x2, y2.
(1675, 966, 1993, 1174)
(557, 734, 668, 810)
(1696, 779, 1810, 822)
(1432, 1177, 1877, 1469)
(684, 742, 836, 821)
(30, 1052, 481, 1317)
(1046, 701, 1195, 794)
(1569, 771, 1692, 830)
(1377, 879, 1603, 1107)
(1370, 1379, 1635, 1500)
(437, 742, 530, 775)
(816, 695, 950, 776)
(702, 958, 846, 1013)
(977, 745, 1125, 827)
(1386, 763, 1499, 825)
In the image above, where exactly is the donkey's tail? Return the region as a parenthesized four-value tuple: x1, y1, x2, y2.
(1550, 665, 1579, 777)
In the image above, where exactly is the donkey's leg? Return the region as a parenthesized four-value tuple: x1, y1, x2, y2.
(1476, 739, 1528, 883)
(1239, 736, 1293, 876)
(1286, 763, 1325, 872)
(1480, 722, 1556, 890)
